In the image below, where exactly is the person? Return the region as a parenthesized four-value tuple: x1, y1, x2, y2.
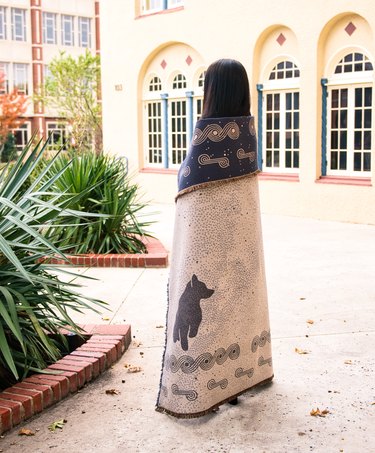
(156, 59, 273, 418)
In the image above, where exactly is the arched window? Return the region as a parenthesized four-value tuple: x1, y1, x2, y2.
(195, 70, 205, 122)
(172, 73, 187, 89)
(149, 76, 162, 91)
(261, 60, 300, 172)
(326, 52, 373, 175)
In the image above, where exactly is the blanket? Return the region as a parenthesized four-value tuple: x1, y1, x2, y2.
(156, 116, 273, 418)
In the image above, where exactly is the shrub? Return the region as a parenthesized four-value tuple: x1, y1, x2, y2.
(0, 140, 106, 387)
(43, 151, 153, 254)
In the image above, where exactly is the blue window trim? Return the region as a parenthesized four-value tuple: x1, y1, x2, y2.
(186, 90, 194, 141)
(256, 84, 263, 171)
(321, 78, 328, 176)
(163, 0, 168, 9)
(160, 93, 169, 168)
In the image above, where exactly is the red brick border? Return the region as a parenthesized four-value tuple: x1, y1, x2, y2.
(43, 237, 168, 268)
(0, 324, 131, 435)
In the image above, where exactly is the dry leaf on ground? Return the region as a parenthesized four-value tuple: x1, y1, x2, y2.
(48, 419, 67, 431)
(105, 389, 120, 395)
(127, 366, 142, 373)
(132, 340, 143, 347)
(156, 325, 164, 328)
(306, 319, 314, 324)
(310, 408, 330, 417)
(344, 360, 353, 365)
(102, 316, 110, 321)
(18, 428, 35, 436)
(295, 347, 310, 354)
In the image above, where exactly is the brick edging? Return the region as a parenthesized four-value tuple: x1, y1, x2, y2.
(44, 237, 168, 268)
(0, 324, 131, 435)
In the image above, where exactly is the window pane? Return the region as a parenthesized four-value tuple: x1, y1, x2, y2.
(274, 94, 280, 110)
(355, 110, 362, 129)
(285, 112, 291, 129)
(78, 17, 91, 47)
(354, 131, 362, 150)
(353, 152, 361, 171)
(61, 15, 74, 46)
(363, 152, 371, 171)
(285, 131, 292, 149)
(285, 151, 291, 168)
(340, 89, 348, 108)
(294, 92, 299, 110)
(331, 90, 339, 108)
(0, 7, 7, 40)
(331, 151, 338, 169)
(331, 131, 338, 149)
(340, 131, 347, 150)
(364, 87, 372, 107)
(11, 8, 26, 41)
(364, 131, 371, 150)
(340, 110, 347, 128)
(274, 151, 279, 167)
(355, 88, 363, 107)
(339, 152, 347, 170)
(331, 110, 338, 129)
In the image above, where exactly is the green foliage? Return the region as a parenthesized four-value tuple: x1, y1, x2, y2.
(40, 51, 102, 153)
(43, 151, 153, 254)
(0, 133, 16, 163)
(0, 140, 106, 385)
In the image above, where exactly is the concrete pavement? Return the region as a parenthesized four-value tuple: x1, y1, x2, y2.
(0, 204, 374, 453)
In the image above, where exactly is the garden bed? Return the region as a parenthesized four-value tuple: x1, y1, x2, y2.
(0, 324, 131, 435)
(43, 237, 168, 268)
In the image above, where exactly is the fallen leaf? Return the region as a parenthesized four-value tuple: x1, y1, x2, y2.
(102, 316, 110, 321)
(306, 319, 314, 324)
(295, 347, 310, 355)
(156, 325, 164, 328)
(127, 366, 142, 373)
(132, 340, 142, 347)
(299, 297, 306, 300)
(371, 402, 375, 405)
(298, 432, 306, 436)
(105, 389, 120, 395)
(344, 360, 353, 365)
(310, 407, 330, 417)
(18, 428, 35, 436)
(48, 419, 67, 431)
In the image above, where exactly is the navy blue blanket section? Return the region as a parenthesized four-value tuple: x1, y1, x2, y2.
(177, 115, 259, 193)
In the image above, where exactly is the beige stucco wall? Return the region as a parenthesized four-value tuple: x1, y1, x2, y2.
(100, 0, 375, 223)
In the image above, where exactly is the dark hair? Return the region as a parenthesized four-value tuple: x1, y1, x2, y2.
(201, 59, 251, 119)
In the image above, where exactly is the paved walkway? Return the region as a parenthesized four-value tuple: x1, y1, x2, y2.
(1, 205, 374, 453)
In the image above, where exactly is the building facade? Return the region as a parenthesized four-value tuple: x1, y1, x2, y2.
(100, 0, 375, 224)
(0, 0, 99, 151)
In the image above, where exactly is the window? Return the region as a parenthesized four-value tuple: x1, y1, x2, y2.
(141, 0, 164, 14)
(261, 60, 300, 172)
(326, 52, 373, 176)
(149, 76, 162, 92)
(172, 73, 186, 89)
(144, 76, 163, 165)
(61, 15, 74, 46)
(169, 99, 187, 166)
(13, 123, 30, 152)
(11, 8, 26, 42)
(0, 62, 9, 94)
(46, 123, 67, 150)
(140, 0, 183, 13)
(13, 63, 28, 94)
(78, 17, 91, 48)
(168, 0, 184, 7)
(43, 12, 57, 44)
(0, 6, 7, 40)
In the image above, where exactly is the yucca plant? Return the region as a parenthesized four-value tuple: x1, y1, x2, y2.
(43, 151, 153, 254)
(0, 140, 106, 387)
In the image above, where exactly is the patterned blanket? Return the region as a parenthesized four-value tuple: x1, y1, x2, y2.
(156, 116, 273, 418)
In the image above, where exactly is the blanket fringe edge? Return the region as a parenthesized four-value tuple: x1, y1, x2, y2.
(155, 374, 274, 419)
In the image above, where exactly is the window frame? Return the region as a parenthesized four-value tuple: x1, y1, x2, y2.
(0, 61, 9, 94)
(261, 60, 301, 173)
(13, 62, 29, 95)
(0, 6, 7, 40)
(12, 122, 31, 153)
(42, 12, 57, 45)
(78, 16, 91, 48)
(11, 8, 26, 42)
(46, 122, 68, 151)
(325, 52, 373, 177)
(61, 14, 74, 46)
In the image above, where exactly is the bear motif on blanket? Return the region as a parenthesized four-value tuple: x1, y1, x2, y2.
(173, 274, 214, 351)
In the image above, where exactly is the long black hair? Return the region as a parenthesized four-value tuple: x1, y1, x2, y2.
(201, 59, 251, 119)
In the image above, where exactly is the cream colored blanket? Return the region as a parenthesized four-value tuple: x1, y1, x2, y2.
(156, 117, 273, 418)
